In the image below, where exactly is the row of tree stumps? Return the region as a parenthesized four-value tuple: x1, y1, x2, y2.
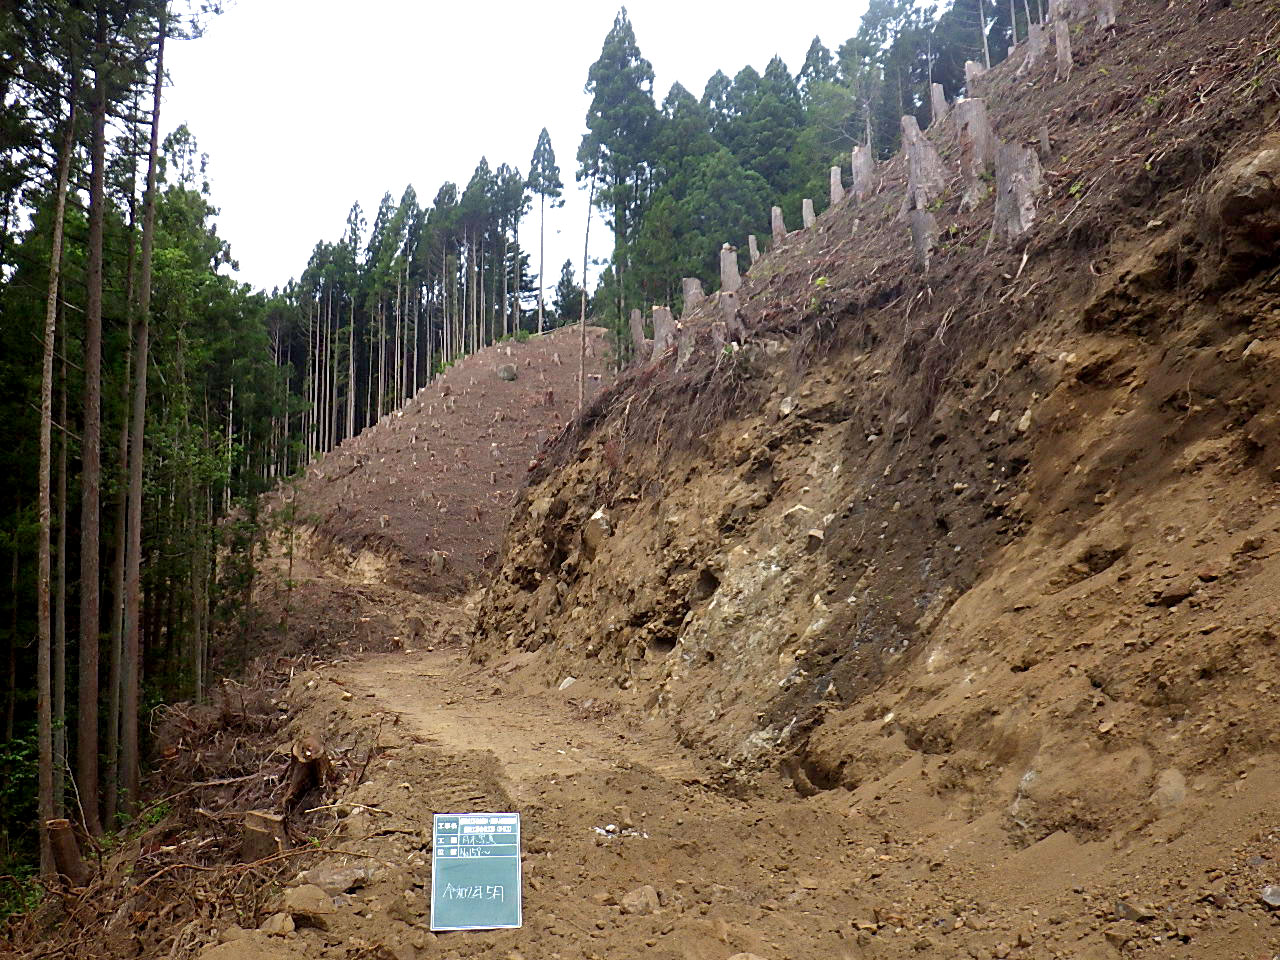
(629, 0, 1110, 370)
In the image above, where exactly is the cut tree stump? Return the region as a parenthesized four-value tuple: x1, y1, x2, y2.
(991, 141, 1044, 245)
(930, 82, 949, 127)
(771, 206, 787, 244)
(902, 115, 948, 212)
(802, 198, 816, 229)
(830, 166, 844, 206)
(721, 289, 745, 341)
(242, 809, 290, 862)
(911, 209, 940, 273)
(956, 98, 996, 211)
(46, 818, 89, 886)
(628, 308, 650, 362)
(965, 59, 986, 89)
(851, 145, 875, 202)
(682, 277, 705, 313)
(719, 245, 741, 293)
(284, 733, 335, 811)
(747, 235, 760, 264)
(651, 306, 675, 360)
(1055, 19, 1073, 80)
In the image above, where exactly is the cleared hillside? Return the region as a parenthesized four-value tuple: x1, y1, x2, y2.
(272, 325, 612, 594)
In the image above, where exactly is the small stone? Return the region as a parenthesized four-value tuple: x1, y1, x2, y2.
(1261, 885, 1280, 908)
(780, 396, 796, 417)
(258, 913, 294, 935)
(497, 363, 518, 381)
(1114, 900, 1154, 923)
(300, 865, 371, 895)
(727, 955, 769, 960)
(283, 884, 337, 929)
(621, 884, 661, 916)
(1104, 929, 1130, 949)
(558, 676, 577, 692)
(1153, 575, 1196, 606)
(582, 508, 612, 558)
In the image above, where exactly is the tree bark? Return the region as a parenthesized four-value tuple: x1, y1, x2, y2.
(40, 85, 78, 876)
(122, 11, 165, 818)
(78, 10, 109, 838)
(54, 297, 69, 819)
(578, 179, 595, 413)
(977, 0, 992, 68)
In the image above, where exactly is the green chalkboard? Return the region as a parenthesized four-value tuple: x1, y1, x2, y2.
(431, 813, 523, 931)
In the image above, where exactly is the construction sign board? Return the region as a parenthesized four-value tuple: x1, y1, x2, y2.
(430, 813, 523, 931)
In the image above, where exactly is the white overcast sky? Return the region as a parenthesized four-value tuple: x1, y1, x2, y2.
(164, 0, 869, 297)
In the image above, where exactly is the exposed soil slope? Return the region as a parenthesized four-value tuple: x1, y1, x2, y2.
(467, 0, 1280, 955)
(277, 325, 612, 594)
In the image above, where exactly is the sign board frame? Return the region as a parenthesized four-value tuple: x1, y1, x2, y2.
(430, 812, 523, 932)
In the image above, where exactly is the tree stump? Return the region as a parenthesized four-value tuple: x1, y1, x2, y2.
(242, 810, 291, 862)
(851, 145, 875, 201)
(911, 209, 940, 273)
(721, 289, 745, 341)
(1022, 22, 1049, 70)
(651, 306, 675, 360)
(802, 198, 816, 229)
(46, 818, 89, 886)
(991, 142, 1044, 245)
(1097, 0, 1118, 28)
(681, 278, 705, 314)
(747, 234, 760, 264)
(628, 308, 650, 361)
(284, 733, 335, 811)
(902, 115, 948, 211)
(719, 245, 741, 293)
(930, 82, 949, 127)
(771, 206, 787, 244)
(956, 98, 996, 211)
(829, 166, 844, 206)
(1054, 19, 1073, 79)
(964, 59, 986, 90)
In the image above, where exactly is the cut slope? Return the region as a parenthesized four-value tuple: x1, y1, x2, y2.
(278, 325, 612, 594)
(472, 3, 1280, 956)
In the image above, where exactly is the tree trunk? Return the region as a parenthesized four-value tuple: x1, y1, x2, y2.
(39, 86, 77, 876)
(107, 84, 141, 825)
(977, 0, 992, 69)
(538, 193, 546, 335)
(347, 297, 355, 439)
(78, 12, 109, 838)
(54, 299, 69, 819)
(122, 13, 165, 818)
(578, 179, 595, 413)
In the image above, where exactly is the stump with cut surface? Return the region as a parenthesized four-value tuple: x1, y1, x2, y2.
(719, 245, 741, 293)
(956, 98, 996, 211)
(991, 141, 1044, 245)
(242, 809, 290, 862)
(902, 115, 948, 211)
(771, 206, 787, 244)
(851, 145, 875, 202)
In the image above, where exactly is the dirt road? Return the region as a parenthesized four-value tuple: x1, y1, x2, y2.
(215, 575, 1279, 960)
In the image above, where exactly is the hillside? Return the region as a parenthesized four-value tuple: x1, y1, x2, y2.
(268, 325, 613, 595)
(472, 0, 1280, 955)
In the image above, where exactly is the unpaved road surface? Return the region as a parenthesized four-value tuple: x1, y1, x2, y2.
(231, 583, 1279, 960)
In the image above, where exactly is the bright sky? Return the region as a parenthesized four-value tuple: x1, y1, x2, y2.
(163, 0, 869, 298)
